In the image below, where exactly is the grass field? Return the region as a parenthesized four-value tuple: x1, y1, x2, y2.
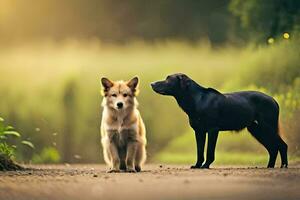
(0, 39, 299, 164)
(154, 130, 300, 166)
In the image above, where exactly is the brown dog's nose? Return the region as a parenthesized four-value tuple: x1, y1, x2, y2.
(117, 102, 123, 109)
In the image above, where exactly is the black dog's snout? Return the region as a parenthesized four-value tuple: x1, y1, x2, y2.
(151, 81, 167, 95)
(117, 102, 123, 109)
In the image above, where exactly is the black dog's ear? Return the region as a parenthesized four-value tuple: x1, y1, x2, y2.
(127, 76, 139, 96)
(101, 77, 114, 96)
(178, 74, 191, 90)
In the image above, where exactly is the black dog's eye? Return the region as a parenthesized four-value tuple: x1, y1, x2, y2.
(123, 94, 128, 97)
(112, 94, 117, 97)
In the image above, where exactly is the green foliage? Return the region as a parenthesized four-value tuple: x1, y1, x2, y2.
(31, 147, 61, 164)
(229, 0, 300, 42)
(3, 131, 21, 137)
(21, 141, 35, 149)
(235, 39, 300, 91)
(0, 0, 231, 45)
(0, 143, 14, 159)
(0, 117, 34, 160)
(0, 37, 299, 163)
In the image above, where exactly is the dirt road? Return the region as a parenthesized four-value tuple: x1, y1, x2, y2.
(0, 164, 299, 200)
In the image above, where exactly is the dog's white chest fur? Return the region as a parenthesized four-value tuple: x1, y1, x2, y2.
(115, 113, 127, 133)
(103, 109, 136, 133)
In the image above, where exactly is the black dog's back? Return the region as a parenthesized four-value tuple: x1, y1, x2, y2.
(217, 91, 279, 131)
(190, 89, 278, 132)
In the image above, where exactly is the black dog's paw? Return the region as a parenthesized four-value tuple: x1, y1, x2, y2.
(200, 164, 210, 169)
(280, 164, 288, 169)
(190, 164, 202, 169)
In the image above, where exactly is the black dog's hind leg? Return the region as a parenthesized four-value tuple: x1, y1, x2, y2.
(267, 144, 279, 168)
(278, 135, 288, 168)
(201, 130, 219, 169)
(247, 122, 279, 168)
(191, 131, 206, 168)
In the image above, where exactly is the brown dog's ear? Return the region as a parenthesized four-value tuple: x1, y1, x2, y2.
(127, 76, 139, 95)
(101, 77, 114, 96)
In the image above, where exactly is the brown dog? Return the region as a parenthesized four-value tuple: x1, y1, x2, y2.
(100, 77, 147, 173)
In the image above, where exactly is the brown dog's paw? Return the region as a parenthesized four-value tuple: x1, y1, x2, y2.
(126, 168, 137, 173)
(106, 169, 120, 173)
(135, 166, 141, 172)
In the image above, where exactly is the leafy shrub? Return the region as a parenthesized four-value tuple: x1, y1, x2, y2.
(32, 147, 61, 164)
(0, 143, 14, 159)
(0, 116, 34, 160)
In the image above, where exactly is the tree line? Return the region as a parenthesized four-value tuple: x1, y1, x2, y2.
(1, 0, 299, 45)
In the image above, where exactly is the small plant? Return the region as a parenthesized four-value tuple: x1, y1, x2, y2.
(32, 147, 61, 164)
(0, 116, 34, 170)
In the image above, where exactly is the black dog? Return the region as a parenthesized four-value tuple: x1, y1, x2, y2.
(151, 73, 288, 168)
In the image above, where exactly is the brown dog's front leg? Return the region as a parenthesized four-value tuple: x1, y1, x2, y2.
(126, 141, 137, 172)
(108, 142, 121, 173)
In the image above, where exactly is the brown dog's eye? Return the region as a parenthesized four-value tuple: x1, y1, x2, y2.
(123, 94, 128, 97)
(112, 94, 117, 97)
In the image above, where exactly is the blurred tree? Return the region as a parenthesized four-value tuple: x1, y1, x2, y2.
(0, 0, 231, 45)
(62, 80, 77, 163)
(229, 0, 300, 42)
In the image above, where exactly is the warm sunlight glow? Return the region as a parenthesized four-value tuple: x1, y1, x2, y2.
(267, 37, 274, 44)
(283, 32, 290, 39)
(0, 1, 15, 20)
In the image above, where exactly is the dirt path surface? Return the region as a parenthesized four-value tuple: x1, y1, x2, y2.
(0, 164, 299, 200)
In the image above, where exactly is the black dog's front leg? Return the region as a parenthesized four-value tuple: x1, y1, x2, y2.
(191, 131, 206, 169)
(201, 130, 219, 168)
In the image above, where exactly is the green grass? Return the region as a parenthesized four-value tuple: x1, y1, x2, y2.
(155, 151, 300, 166)
(0, 39, 299, 163)
(155, 152, 268, 166)
(154, 130, 300, 166)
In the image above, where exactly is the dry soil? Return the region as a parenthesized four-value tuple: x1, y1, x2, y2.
(0, 164, 299, 200)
